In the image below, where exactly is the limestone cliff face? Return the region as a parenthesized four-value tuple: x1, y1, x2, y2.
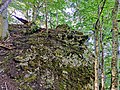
(0, 24, 93, 90)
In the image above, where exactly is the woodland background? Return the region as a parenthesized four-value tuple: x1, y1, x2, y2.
(0, 0, 120, 90)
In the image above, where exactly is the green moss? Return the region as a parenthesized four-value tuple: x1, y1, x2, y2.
(24, 75, 36, 83)
(2, 26, 93, 90)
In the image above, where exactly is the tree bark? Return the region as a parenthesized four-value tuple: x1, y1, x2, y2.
(1, 8, 9, 39)
(0, 0, 12, 14)
(45, 0, 48, 31)
(100, 16, 105, 90)
(32, 5, 37, 22)
(94, 6, 100, 89)
(94, 19, 99, 90)
(94, 1, 106, 89)
(0, 0, 12, 39)
(56, 10, 58, 27)
(0, 14, 4, 39)
(111, 0, 119, 90)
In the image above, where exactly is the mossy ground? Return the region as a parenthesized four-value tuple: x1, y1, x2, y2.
(0, 24, 93, 90)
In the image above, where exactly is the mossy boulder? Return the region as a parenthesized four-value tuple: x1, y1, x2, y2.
(0, 24, 94, 90)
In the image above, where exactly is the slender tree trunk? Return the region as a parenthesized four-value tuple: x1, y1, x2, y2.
(26, 10, 29, 21)
(56, 10, 58, 27)
(1, 8, 9, 39)
(100, 16, 105, 90)
(94, 5, 101, 90)
(44, 0, 48, 32)
(0, 14, 4, 39)
(94, 18, 99, 90)
(110, 0, 119, 90)
(94, 1, 106, 89)
(32, 5, 37, 22)
(0, 0, 11, 39)
(49, 11, 53, 29)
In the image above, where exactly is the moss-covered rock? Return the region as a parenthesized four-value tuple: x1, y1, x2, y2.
(0, 25, 94, 90)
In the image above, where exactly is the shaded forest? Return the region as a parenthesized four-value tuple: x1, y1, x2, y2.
(0, 0, 120, 90)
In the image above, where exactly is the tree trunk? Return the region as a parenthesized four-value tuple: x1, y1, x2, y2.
(1, 8, 9, 39)
(100, 16, 105, 90)
(94, 1, 106, 89)
(0, 0, 12, 39)
(32, 5, 37, 22)
(94, 6, 100, 90)
(45, 0, 48, 31)
(111, 0, 119, 90)
(0, 14, 4, 39)
(56, 10, 58, 27)
(94, 21, 99, 90)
